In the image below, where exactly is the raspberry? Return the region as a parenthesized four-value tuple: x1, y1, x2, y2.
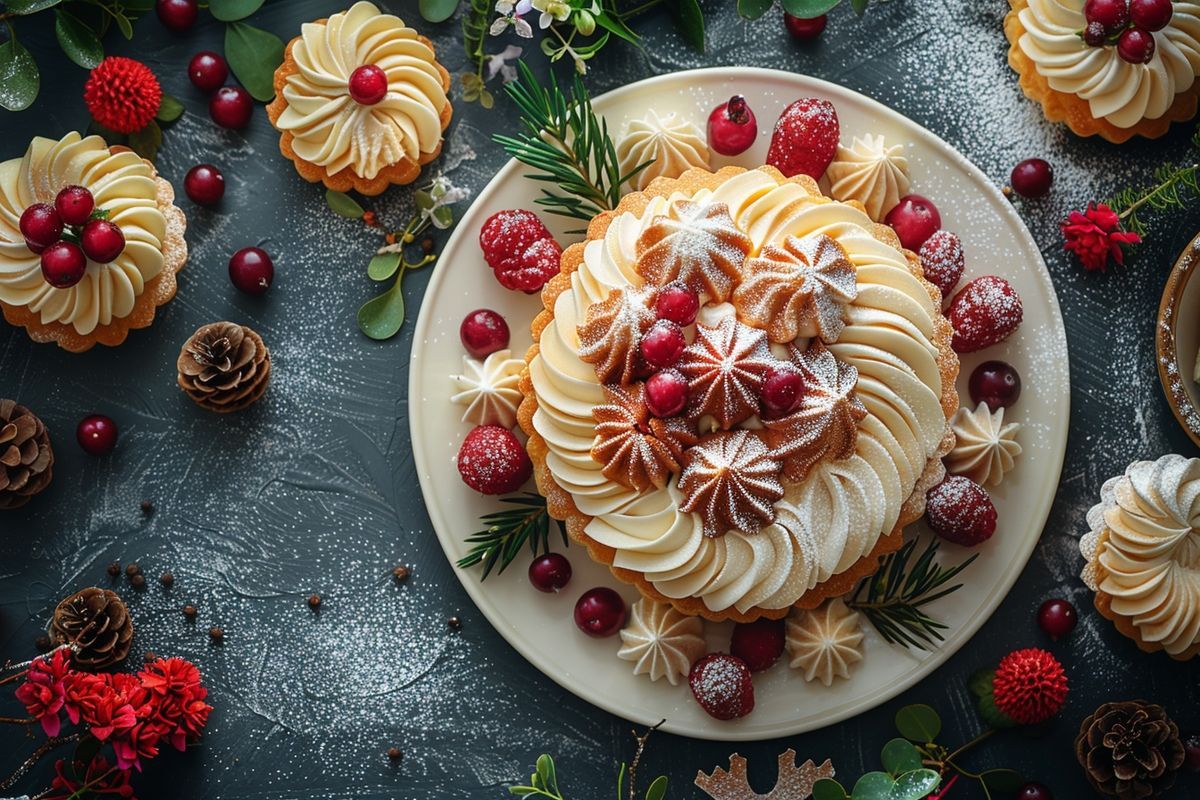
(689, 653, 755, 720)
(479, 209, 561, 293)
(947, 275, 1023, 353)
(766, 98, 840, 180)
(493, 237, 562, 294)
(456, 425, 532, 495)
(729, 618, 785, 672)
(919, 230, 965, 299)
(925, 475, 997, 546)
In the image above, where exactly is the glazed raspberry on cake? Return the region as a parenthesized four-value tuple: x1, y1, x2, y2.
(948, 275, 1024, 353)
(479, 209, 562, 293)
(766, 98, 840, 179)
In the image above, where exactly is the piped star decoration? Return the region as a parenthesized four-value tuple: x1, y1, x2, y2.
(635, 200, 752, 302)
(592, 383, 680, 492)
(577, 285, 657, 385)
(677, 430, 784, 538)
(678, 316, 774, 430)
(695, 750, 835, 800)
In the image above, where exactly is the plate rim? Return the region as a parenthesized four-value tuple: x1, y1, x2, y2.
(1155, 231, 1200, 449)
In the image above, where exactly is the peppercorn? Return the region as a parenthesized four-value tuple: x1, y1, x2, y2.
(182, 604, 197, 619)
(447, 616, 462, 631)
(308, 594, 321, 610)
(140, 500, 155, 515)
(208, 626, 224, 642)
(387, 747, 403, 762)
(130, 574, 146, 589)
(392, 565, 410, 582)
(125, 562, 140, 577)
(106, 561, 121, 577)
(160, 571, 174, 588)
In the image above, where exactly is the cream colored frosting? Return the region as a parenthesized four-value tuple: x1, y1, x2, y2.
(785, 598, 864, 686)
(527, 168, 948, 614)
(275, 1, 449, 179)
(825, 134, 910, 221)
(946, 402, 1021, 487)
(0, 132, 167, 335)
(1017, 0, 1200, 129)
(617, 110, 710, 192)
(617, 598, 705, 685)
(1081, 455, 1200, 658)
(450, 349, 524, 428)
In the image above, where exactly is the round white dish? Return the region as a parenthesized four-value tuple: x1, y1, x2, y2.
(409, 67, 1070, 741)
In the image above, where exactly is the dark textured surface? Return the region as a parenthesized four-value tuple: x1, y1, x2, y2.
(1, 1, 1199, 798)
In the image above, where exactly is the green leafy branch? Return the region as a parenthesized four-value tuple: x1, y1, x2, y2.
(1104, 128, 1200, 238)
(737, 0, 881, 20)
(509, 723, 666, 800)
(458, 493, 567, 580)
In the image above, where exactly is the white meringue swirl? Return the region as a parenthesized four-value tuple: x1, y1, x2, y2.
(786, 598, 864, 686)
(946, 402, 1022, 487)
(450, 349, 524, 429)
(825, 134, 910, 221)
(617, 110, 710, 192)
(617, 598, 705, 685)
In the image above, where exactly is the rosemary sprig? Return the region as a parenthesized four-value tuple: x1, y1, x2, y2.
(494, 61, 648, 223)
(458, 493, 567, 580)
(1105, 127, 1200, 237)
(847, 536, 978, 650)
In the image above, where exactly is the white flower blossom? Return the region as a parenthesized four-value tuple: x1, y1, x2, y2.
(486, 45, 524, 83)
(491, 0, 534, 37)
(532, 0, 570, 29)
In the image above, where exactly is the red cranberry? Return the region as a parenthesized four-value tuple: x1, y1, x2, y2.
(228, 247, 274, 295)
(761, 364, 805, 417)
(645, 369, 688, 418)
(1082, 20, 1108, 47)
(784, 12, 827, 40)
(707, 95, 758, 157)
(459, 309, 510, 358)
(1037, 598, 1077, 640)
(528, 553, 572, 593)
(640, 320, 686, 368)
(656, 282, 699, 326)
(1130, 0, 1173, 32)
(209, 86, 254, 129)
(573, 587, 626, 637)
(1118, 27, 1156, 63)
(348, 65, 389, 105)
(1010, 158, 1054, 198)
(80, 219, 125, 264)
(55, 185, 94, 227)
(730, 617, 786, 672)
(1015, 783, 1053, 800)
(188, 51, 229, 93)
(184, 164, 226, 206)
(40, 242, 88, 289)
(884, 194, 941, 251)
(969, 361, 1021, 411)
(156, 0, 198, 32)
(1084, 0, 1129, 32)
(1184, 731, 1200, 772)
(19, 203, 63, 249)
(76, 414, 118, 456)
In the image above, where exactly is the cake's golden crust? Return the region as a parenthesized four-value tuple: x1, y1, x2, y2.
(0, 151, 187, 353)
(266, 22, 453, 197)
(1005, 0, 1200, 144)
(517, 166, 959, 623)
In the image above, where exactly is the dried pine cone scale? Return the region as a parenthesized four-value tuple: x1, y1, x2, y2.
(49, 587, 134, 670)
(0, 399, 54, 510)
(178, 322, 271, 413)
(1075, 700, 1186, 800)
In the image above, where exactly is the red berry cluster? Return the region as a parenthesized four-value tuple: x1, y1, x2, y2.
(1081, 0, 1173, 63)
(479, 209, 563, 293)
(19, 186, 126, 290)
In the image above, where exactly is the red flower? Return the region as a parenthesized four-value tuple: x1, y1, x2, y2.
(139, 658, 211, 751)
(84, 56, 163, 135)
(1060, 202, 1141, 272)
(64, 673, 137, 741)
(14, 648, 73, 737)
(992, 647, 1068, 725)
(111, 721, 161, 772)
(47, 756, 135, 800)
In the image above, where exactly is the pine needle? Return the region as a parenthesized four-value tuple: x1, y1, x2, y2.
(1106, 127, 1200, 237)
(457, 493, 567, 580)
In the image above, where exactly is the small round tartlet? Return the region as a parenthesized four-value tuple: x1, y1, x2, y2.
(267, 1, 452, 196)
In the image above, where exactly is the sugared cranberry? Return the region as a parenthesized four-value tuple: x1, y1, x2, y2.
(926, 475, 997, 547)
(761, 364, 805, 418)
(55, 185, 94, 227)
(1084, 0, 1129, 32)
(228, 247, 274, 295)
(1184, 732, 1200, 772)
(689, 653, 755, 720)
(1037, 598, 1077, 640)
(573, 587, 626, 637)
(1016, 783, 1053, 800)
(80, 219, 125, 264)
(1130, 0, 1173, 32)
(645, 369, 688, 418)
(1010, 158, 1054, 198)
(528, 553, 572, 593)
(156, 0, 198, 32)
(209, 86, 253, 129)
(19, 203, 63, 249)
(640, 320, 686, 368)
(919, 230, 965, 299)
(730, 618, 786, 672)
(348, 65, 389, 105)
(1082, 20, 1108, 47)
(707, 95, 758, 157)
(969, 361, 1022, 411)
(184, 164, 225, 206)
(1118, 27, 1156, 63)
(188, 51, 229, 93)
(460, 309, 510, 358)
(656, 282, 699, 326)
(40, 242, 88, 289)
(784, 12, 827, 40)
(76, 414, 118, 456)
(884, 194, 941, 251)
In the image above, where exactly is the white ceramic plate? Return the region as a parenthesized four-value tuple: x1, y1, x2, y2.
(410, 67, 1070, 741)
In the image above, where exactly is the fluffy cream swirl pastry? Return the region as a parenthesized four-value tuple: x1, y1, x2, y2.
(825, 134, 910, 221)
(1080, 455, 1200, 660)
(786, 599, 864, 686)
(450, 350, 524, 428)
(617, 598, 705, 685)
(617, 110, 710, 192)
(946, 402, 1021, 487)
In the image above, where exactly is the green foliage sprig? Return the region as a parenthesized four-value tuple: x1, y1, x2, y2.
(737, 0, 880, 20)
(1104, 128, 1200, 238)
(458, 493, 567, 580)
(509, 723, 667, 800)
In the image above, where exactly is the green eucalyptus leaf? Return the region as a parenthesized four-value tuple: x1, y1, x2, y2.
(127, 119, 163, 162)
(114, 11, 133, 39)
(980, 769, 1024, 794)
(54, 9, 103, 69)
(225, 21, 284, 102)
(413, 189, 435, 211)
(850, 771, 894, 800)
(326, 189, 365, 219)
(209, 0, 266, 22)
(976, 686, 1017, 729)
(156, 93, 185, 122)
(851, 0, 870, 12)
(895, 704, 941, 743)
(667, 0, 705, 51)
(889, 769, 939, 800)
(880, 738, 923, 776)
(736, 0, 775, 19)
(644, 775, 667, 800)
(358, 276, 407, 340)
(367, 252, 402, 281)
(968, 669, 995, 698)
(812, 778, 849, 800)
(780, 0, 842, 17)
(0, 32, 39, 111)
(4, 0, 62, 13)
(419, 0, 458, 23)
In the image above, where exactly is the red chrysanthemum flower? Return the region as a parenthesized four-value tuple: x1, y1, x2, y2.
(64, 673, 138, 741)
(14, 648, 73, 737)
(47, 756, 135, 800)
(84, 56, 162, 135)
(992, 647, 1068, 725)
(139, 657, 211, 750)
(1060, 202, 1141, 273)
(111, 720, 162, 772)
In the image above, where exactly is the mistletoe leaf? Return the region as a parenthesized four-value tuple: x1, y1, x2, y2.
(894, 704, 941, 743)
(879, 738, 922, 777)
(780, 0, 842, 17)
(850, 771, 894, 800)
(667, 0, 705, 51)
(209, 0, 266, 22)
(889, 770, 940, 800)
(0, 30, 39, 111)
(127, 119, 163, 162)
(156, 93, 185, 123)
(357, 275, 407, 340)
(736, 0, 775, 19)
(367, 252, 402, 281)
(419, 0, 459, 23)
(325, 189, 365, 219)
(225, 21, 284, 102)
(812, 778, 848, 800)
(54, 9, 103, 69)
(644, 775, 667, 800)
(4, 0, 62, 13)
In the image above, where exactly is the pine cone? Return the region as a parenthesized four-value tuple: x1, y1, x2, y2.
(1075, 700, 1186, 799)
(49, 587, 134, 670)
(0, 399, 54, 511)
(177, 322, 271, 413)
